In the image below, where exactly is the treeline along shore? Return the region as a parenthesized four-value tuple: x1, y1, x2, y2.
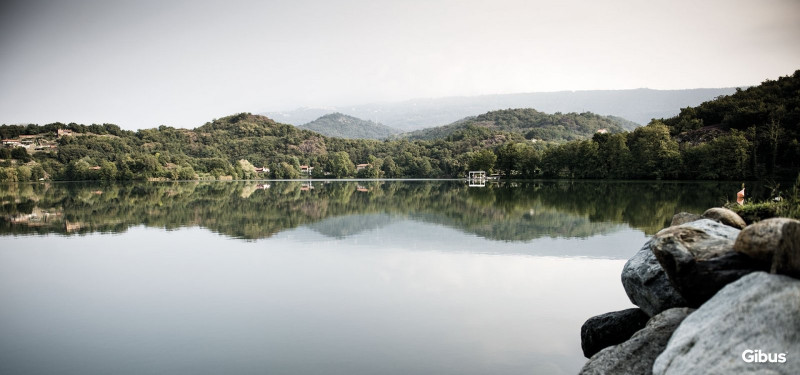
(1, 70, 798, 182)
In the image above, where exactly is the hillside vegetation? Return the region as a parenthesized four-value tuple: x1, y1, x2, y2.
(662, 70, 800, 178)
(403, 109, 635, 141)
(0, 112, 524, 181)
(1, 70, 797, 182)
(299, 113, 400, 140)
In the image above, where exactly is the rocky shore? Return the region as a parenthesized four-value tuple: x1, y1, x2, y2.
(579, 208, 800, 375)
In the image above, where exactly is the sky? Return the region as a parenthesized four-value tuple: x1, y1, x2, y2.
(1, 0, 799, 129)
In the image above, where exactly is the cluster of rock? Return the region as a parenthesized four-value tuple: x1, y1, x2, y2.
(579, 208, 800, 374)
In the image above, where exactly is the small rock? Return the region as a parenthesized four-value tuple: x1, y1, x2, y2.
(622, 240, 687, 316)
(579, 308, 694, 375)
(651, 219, 766, 307)
(670, 212, 703, 226)
(581, 308, 650, 358)
(734, 218, 800, 278)
(702, 207, 747, 229)
(653, 272, 800, 375)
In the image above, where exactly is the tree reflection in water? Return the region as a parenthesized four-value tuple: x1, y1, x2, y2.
(0, 180, 752, 241)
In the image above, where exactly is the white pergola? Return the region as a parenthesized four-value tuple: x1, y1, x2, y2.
(468, 171, 486, 187)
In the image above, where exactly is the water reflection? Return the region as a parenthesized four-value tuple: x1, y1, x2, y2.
(0, 179, 756, 375)
(0, 227, 633, 375)
(1, 180, 747, 241)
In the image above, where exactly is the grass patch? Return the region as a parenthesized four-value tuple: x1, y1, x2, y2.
(725, 175, 800, 223)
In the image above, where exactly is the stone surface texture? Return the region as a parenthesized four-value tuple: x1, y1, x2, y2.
(581, 308, 650, 358)
(622, 240, 687, 316)
(734, 218, 800, 278)
(651, 219, 767, 306)
(653, 272, 800, 375)
(579, 308, 694, 375)
(702, 207, 747, 229)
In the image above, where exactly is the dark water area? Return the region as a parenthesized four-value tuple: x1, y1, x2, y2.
(0, 180, 753, 374)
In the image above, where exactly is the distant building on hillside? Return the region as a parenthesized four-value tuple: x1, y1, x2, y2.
(356, 163, 370, 171)
(2, 139, 22, 147)
(300, 165, 313, 175)
(57, 129, 74, 137)
(596, 128, 609, 134)
(19, 135, 38, 144)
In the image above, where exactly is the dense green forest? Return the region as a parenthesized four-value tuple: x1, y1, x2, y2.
(300, 112, 400, 140)
(1, 70, 798, 182)
(402, 108, 636, 141)
(0, 180, 744, 241)
(0, 111, 527, 181)
(535, 70, 800, 180)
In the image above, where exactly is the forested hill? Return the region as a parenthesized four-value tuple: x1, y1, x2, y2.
(1, 71, 797, 182)
(0, 112, 526, 181)
(661, 69, 800, 178)
(663, 70, 800, 135)
(299, 113, 401, 140)
(403, 109, 636, 142)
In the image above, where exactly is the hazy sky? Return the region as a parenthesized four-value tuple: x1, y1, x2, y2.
(1, 0, 798, 129)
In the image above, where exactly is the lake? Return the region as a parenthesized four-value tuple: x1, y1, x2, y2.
(0, 180, 754, 374)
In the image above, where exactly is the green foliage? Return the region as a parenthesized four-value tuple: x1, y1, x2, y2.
(662, 70, 800, 179)
(0, 180, 741, 240)
(237, 159, 257, 179)
(495, 142, 538, 178)
(30, 164, 45, 181)
(325, 151, 356, 178)
(356, 164, 381, 178)
(594, 132, 632, 179)
(406, 108, 631, 142)
(381, 156, 400, 178)
(99, 161, 117, 181)
(3, 71, 799, 183)
(727, 175, 800, 222)
(627, 122, 682, 179)
(177, 166, 197, 180)
(0, 167, 18, 181)
(468, 149, 497, 173)
(683, 131, 751, 179)
(272, 162, 300, 179)
(11, 147, 31, 162)
(16, 166, 32, 181)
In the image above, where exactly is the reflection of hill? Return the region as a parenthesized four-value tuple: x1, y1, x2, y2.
(411, 207, 624, 242)
(307, 213, 397, 238)
(0, 180, 742, 241)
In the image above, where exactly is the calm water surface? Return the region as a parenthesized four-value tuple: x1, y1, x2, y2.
(0, 180, 751, 374)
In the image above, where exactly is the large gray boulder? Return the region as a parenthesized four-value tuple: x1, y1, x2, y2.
(653, 272, 800, 375)
(579, 308, 694, 375)
(734, 218, 800, 278)
(703, 207, 747, 229)
(651, 219, 767, 307)
(622, 240, 687, 316)
(581, 308, 650, 358)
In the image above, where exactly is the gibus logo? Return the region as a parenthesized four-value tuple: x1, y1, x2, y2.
(742, 349, 787, 363)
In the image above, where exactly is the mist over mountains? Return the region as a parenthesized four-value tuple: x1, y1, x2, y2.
(263, 88, 739, 131)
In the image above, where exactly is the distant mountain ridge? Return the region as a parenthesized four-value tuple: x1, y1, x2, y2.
(263, 88, 740, 131)
(299, 112, 401, 140)
(404, 108, 636, 142)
